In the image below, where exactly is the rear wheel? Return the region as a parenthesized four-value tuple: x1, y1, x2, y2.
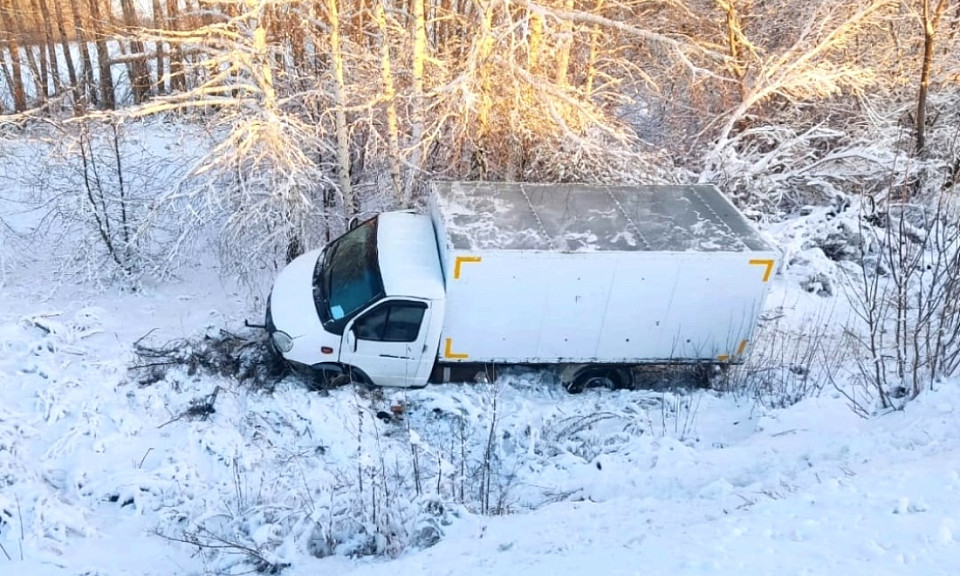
(563, 366, 631, 394)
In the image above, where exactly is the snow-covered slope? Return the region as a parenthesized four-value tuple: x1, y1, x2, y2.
(2, 267, 959, 575)
(2, 126, 959, 576)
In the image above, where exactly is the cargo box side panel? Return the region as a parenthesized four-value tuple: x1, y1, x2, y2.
(536, 255, 616, 359)
(591, 253, 683, 361)
(439, 250, 682, 364)
(439, 250, 553, 363)
(597, 250, 777, 362)
(439, 249, 777, 364)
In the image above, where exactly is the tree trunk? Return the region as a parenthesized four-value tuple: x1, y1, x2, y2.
(166, 0, 186, 92)
(51, 0, 82, 111)
(0, 57, 8, 113)
(456, 0, 469, 61)
(328, 0, 355, 215)
(152, 0, 166, 95)
(289, 12, 306, 81)
(916, 0, 948, 156)
(87, 0, 117, 109)
(253, 16, 277, 111)
(10, 0, 45, 106)
(472, 0, 494, 175)
(403, 0, 427, 201)
(527, 10, 542, 70)
(717, 0, 750, 104)
(351, 0, 366, 44)
(26, 0, 54, 104)
(0, 0, 27, 112)
(120, 0, 151, 103)
(584, 0, 604, 97)
(34, 0, 62, 98)
(376, 0, 403, 205)
(555, 0, 575, 88)
(439, 0, 452, 47)
(69, 0, 99, 107)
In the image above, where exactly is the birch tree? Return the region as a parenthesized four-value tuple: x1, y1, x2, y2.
(708, 0, 896, 155)
(127, 0, 335, 274)
(403, 0, 428, 202)
(376, 0, 403, 204)
(327, 0, 354, 214)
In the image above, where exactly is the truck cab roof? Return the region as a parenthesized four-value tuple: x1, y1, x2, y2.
(377, 212, 446, 300)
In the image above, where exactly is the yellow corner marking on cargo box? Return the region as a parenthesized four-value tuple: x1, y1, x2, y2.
(444, 338, 469, 360)
(719, 340, 749, 363)
(454, 256, 482, 280)
(737, 339, 748, 356)
(749, 259, 775, 282)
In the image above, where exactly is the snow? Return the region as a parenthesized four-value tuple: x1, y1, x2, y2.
(432, 181, 772, 253)
(3, 126, 960, 576)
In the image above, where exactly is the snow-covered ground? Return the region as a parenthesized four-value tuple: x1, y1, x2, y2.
(2, 126, 960, 576)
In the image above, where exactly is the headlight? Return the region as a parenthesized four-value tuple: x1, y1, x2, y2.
(271, 331, 294, 353)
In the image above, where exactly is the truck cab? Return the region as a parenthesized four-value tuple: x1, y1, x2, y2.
(266, 212, 445, 387)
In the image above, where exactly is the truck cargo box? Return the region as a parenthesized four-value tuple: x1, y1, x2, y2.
(427, 182, 778, 365)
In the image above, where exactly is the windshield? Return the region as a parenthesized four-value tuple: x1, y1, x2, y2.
(312, 217, 385, 333)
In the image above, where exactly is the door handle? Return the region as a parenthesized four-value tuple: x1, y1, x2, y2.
(379, 354, 410, 359)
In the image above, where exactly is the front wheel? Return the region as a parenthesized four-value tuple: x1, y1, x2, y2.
(308, 364, 367, 391)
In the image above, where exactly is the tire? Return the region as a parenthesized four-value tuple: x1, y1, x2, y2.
(563, 367, 629, 394)
(308, 365, 351, 391)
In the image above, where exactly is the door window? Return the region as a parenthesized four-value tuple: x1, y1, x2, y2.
(353, 301, 427, 343)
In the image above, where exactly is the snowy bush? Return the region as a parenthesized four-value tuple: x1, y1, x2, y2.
(118, 332, 739, 573)
(4, 118, 201, 285)
(843, 190, 960, 408)
(768, 201, 865, 298)
(718, 303, 840, 409)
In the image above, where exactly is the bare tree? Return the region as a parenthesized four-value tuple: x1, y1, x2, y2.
(122, 0, 339, 276)
(32, 0, 62, 101)
(88, 0, 118, 109)
(166, 0, 187, 92)
(120, 0, 153, 103)
(68, 0, 99, 107)
(8, 0, 46, 106)
(50, 0, 82, 111)
(914, 0, 950, 155)
(709, 0, 896, 155)
(328, 0, 355, 214)
(376, 0, 403, 205)
(151, 0, 167, 95)
(0, 0, 28, 112)
(403, 0, 428, 201)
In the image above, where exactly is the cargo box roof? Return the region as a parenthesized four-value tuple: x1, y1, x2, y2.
(431, 182, 772, 252)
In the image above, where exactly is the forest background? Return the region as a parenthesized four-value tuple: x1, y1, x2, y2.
(2, 0, 960, 401)
(2, 0, 958, 251)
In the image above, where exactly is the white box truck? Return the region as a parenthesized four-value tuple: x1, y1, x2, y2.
(265, 182, 778, 390)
